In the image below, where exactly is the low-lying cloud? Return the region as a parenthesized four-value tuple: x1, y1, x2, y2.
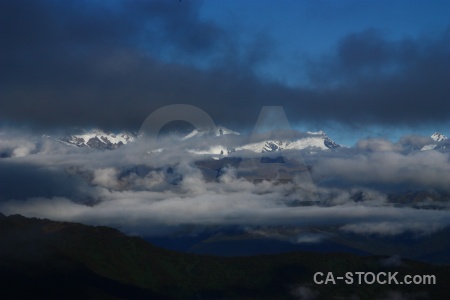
(0, 129, 449, 238)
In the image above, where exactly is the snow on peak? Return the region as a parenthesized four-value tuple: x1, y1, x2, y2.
(431, 132, 447, 142)
(59, 129, 135, 150)
(238, 131, 340, 153)
(420, 132, 449, 151)
(57, 126, 339, 155)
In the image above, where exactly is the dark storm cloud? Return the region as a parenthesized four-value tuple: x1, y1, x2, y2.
(0, 0, 449, 131)
(303, 28, 450, 125)
(0, 0, 233, 130)
(0, 0, 224, 62)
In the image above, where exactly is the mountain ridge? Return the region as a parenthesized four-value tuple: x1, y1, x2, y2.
(55, 127, 342, 155)
(57, 129, 135, 150)
(1, 213, 450, 299)
(421, 132, 449, 151)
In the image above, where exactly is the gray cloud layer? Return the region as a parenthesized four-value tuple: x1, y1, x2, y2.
(0, 1, 449, 131)
(0, 129, 449, 237)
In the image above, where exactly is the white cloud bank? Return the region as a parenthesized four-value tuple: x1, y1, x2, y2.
(0, 129, 449, 237)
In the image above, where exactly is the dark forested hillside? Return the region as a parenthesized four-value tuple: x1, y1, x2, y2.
(0, 213, 449, 299)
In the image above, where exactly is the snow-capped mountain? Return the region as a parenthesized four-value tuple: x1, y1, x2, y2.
(237, 131, 340, 153)
(431, 132, 447, 142)
(421, 132, 448, 151)
(59, 129, 135, 150)
(148, 126, 239, 156)
(186, 130, 340, 157)
(56, 126, 339, 155)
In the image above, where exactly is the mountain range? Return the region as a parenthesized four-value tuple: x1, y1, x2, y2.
(58, 129, 135, 150)
(54, 128, 450, 155)
(55, 127, 341, 155)
(421, 132, 449, 151)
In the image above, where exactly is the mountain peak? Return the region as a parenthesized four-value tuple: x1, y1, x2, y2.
(420, 132, 449, 151)
(431, 132, 447, 142)
(238, 130, 340, 154)
(59, 129, 135, 150)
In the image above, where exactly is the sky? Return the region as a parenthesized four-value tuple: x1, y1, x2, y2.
(1, 0, 450, 146)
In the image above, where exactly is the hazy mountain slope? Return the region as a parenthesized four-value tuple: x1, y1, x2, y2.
(147, 224, 450, 265)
